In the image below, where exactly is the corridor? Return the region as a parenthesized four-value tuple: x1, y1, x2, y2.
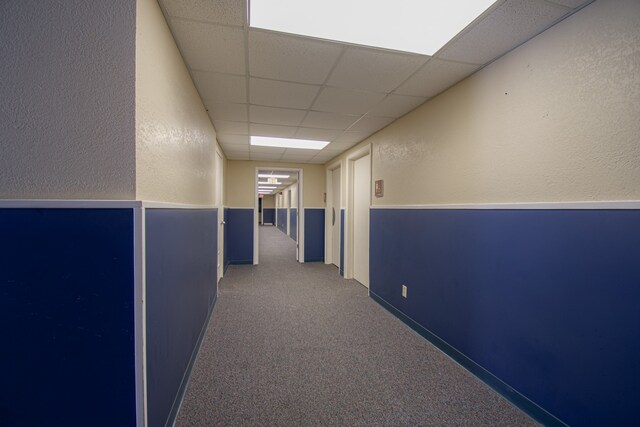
(175, 226, 536, 426)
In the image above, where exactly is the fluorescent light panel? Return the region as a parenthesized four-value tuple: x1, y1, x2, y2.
(251, 136, 329, 150)
(250, 0, 496, 56)
(259, 174, 290, 178)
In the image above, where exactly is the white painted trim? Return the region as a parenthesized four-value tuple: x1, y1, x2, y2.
(133, 207, 147, 427)
(324, 162, 342, 266)
(226, 206, 254, 209)
(370, 201, 640, 210)
(142, 201, 215, 209)
(344, 144, 372, 280)
(305, 206, 326, 209)
(0, 199, 218, 209)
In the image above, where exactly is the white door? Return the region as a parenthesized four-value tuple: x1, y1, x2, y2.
(215, 151, 224, 283)
(331, 168, 341, 268)
(353, 154, 370, 288)
(286, 189, 291, 236)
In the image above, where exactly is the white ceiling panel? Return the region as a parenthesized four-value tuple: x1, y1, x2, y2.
(213, 120, 248, 135)
(547, 0, 593, 8)
(348, 116, 395, 132)
(249, 105, 306, 126)
(250, 152, 284, 161)
(301, 111, 360, 130)
(217, 134, 249, 145)
(222, 144, 249, 154)
(192, 71, 246, 103)
(205, 102, 247, 122)
(368, 94, 426, 118)
(161, 0, 245, 26)
(294, 127, 342, 141)
(333, 131, 373, 144)
(438, 0, 570, 65)
(313, 87, 386, 115)
(328, 47, 427, 93)
(250, 78, 320, 109)
(249, 145, 286, 154)
(395, 58, 480, 98)
(250, 123, 298, 137)
(248, 30, 344, 84)
(171, 20, 245, 74)
(324, 141, 359, 151)
(280, 154, 316, 163)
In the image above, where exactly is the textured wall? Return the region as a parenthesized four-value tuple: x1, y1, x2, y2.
(0, 0, 136, 199)
(226, 161, 325, 207)
(136, 0, 222, 205)
(329, 0, 640, 205)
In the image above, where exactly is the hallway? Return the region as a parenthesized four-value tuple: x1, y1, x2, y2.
(175, 226, 536, 426)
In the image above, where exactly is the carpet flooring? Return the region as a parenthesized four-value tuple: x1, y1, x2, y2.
(175, 225, 537, 426)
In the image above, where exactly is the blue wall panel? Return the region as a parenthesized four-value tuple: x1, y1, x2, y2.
(290, 208, 297, 241)
(277, 208, 287, 234)
(224, 208, 230, 272)
(370, 208, 640, 426)
(227, 208, 254, 264)
(304, 209, 325, 262)
(145, 209, 217, 427)
(340, 209, 344, 276)
(263, 208, 275, 224)
(0, 208, 136, 427)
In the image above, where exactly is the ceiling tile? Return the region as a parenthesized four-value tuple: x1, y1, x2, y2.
(250, 123, 298, 138)
(294, 127, 342, 141)
(217, 134, 249, 145)
(333, 131, 373, 145)
(161, 0, 245, 26)
(547, 0, 592, 8)
(283, 148, 318, 157)
(325, 141, 359, 151)
(438, 0, 570, 64)
(170, 20, 245, 74)
(249, 145, 286, 154)
(250, 152, 284, 161)
(222, 144, 249, 154)
(367, 94, 426, 118)
(395, 58, 480, 98)
(313, 87, 386, 115)
(213, 120, 248, 135)
(193, 71, 246, 103)
(250, 78, 320, 109)
(226, 153, 250, 160)
(328, 46, 427, 93)
(249, 105, 306, 126)
(347, 116, 395, 132)
(206, 102, 247, 122)
(248, 30, 344, 84)
(301, 111, 360, 130)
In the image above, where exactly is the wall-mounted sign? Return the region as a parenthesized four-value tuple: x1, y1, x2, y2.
(375, 179, 384, 198)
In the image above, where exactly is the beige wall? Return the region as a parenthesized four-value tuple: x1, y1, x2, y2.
(328, 0, 640, 206)
(262, 194, 275, 208)
(0, 0, 136, 199)
(136, 0, 225, 205)
(226, 161, 325, 208)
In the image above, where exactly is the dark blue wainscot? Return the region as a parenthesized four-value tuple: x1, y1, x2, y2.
(277, 208, 287, 234)
(145, 208, 217, 427)
(263, 207, 275, 225)
(290, 208, 297, 241)
(0, 207, 137, 427)
(226, 208, 254, 264)
(304, 208, 325, 262)
(369, 208, 640, 426)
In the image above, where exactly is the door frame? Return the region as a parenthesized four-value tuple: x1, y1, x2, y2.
(345, 144, 371, 281)
(215, 149, 224, 284)
(325, 160, 342, 267)
(254, 167, 304, 265)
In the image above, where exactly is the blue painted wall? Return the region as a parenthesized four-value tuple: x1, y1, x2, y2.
(226, 208, 254, 264)
(0, 208, 136, 427)
(340, 209, 344, 276)
(277, 208, 287, 234)
(304, 209, 325, 262)
(290, 208, 297, 241)
(370, 208, 640, 426)
(263, 208, 275, 224)
(145, 209, 217, 427)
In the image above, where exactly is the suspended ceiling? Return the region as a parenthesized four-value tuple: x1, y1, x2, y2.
(158, 0, 594, 164)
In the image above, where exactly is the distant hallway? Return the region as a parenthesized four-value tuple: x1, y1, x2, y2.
(175, 226, 536, 426)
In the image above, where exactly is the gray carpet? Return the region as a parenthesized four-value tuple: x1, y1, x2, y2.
(175, 225, 537, 426)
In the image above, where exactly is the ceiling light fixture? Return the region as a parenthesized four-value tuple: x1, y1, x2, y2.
(251, 136, 329, 150)
(250, 0, 496, 56)
(258, 173, 290, 179)
(259, 186, 277, 189)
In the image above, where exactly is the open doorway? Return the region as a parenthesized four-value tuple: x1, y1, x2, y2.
(254, 168, 304, 264)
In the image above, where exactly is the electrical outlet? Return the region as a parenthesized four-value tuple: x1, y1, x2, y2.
(402, 285, 408, 298)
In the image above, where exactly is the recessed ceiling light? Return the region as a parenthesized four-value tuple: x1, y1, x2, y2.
(258, 173, 290, 179)
(259, 186, 277, 190)
(251, 136, 329, 150)
(250, 0, 496, 56)
(258, 180, 281, 185)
